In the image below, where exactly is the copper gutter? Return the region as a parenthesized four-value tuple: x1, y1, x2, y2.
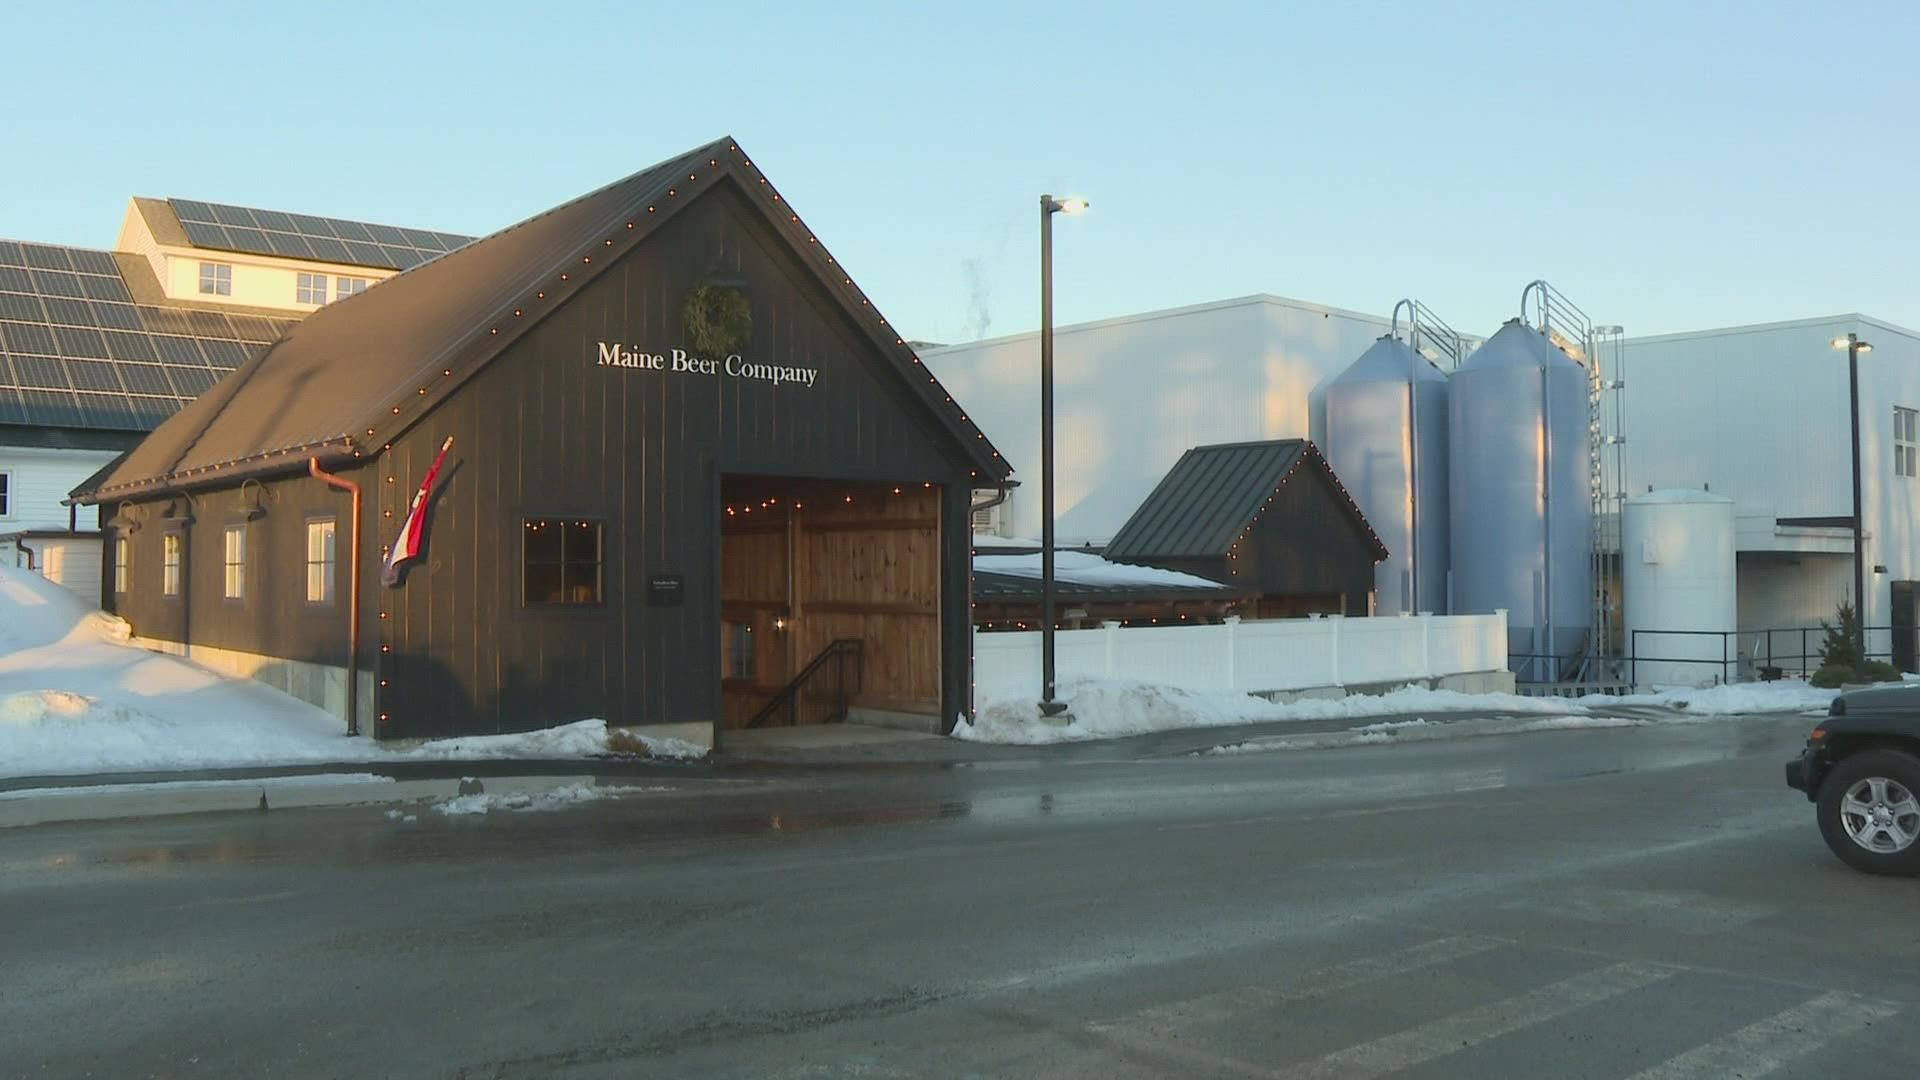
(309, 458, 363, 736)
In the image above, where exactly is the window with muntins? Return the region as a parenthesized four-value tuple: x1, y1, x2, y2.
(296, 272, 328, 305)
(198, 262, 232, 296)
(523, 518, 603, 605)
(223, 526, 246, 600)
(306, 519, 336, 604)
(0, 472, 10, 517)
(1897, 407, 1918, 479)
(114, 536, 128, 593)
(162, 533, 181, 596)
(336, 276, 370, 299)
(725, 622, 755, 681)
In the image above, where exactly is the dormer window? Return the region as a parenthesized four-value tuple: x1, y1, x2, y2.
(198, 261, 231, 296)
(296, 272, 329, 305)
(336, 276, 370, 299)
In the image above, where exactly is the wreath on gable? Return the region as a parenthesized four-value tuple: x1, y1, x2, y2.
(682, 282, 753, 357)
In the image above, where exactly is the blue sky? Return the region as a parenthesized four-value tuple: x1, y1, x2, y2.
(6, 1, 1918, 342)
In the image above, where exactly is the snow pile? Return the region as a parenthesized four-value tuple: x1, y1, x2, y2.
(951, 678, 1586, 745)
(0, 566, 708, 779)
(1587, 680, 1837, 715)
(432, 782, 616, 816)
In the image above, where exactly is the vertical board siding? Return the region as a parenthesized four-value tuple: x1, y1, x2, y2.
(376, 184, 974, 738)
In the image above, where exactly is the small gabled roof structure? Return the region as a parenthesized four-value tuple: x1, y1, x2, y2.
(75, 136, 1012, 504)
(133, 196, 474, 272)
(1104, 439, 1388, 563)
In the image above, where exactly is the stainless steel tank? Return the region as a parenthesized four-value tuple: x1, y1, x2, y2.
(1448, 319, 1592, 680)
(1324, 334, 1449, 615)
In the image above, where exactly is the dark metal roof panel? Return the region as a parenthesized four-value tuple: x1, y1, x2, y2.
(1105, 440, 1308, 560)
(80, 136, 1013, 501)
(971, 570, 1244, 603)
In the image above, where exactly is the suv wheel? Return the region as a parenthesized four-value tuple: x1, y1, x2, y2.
(1817, 749, 1920, 876)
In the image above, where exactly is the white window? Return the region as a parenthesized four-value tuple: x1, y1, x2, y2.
(296, 272, 328, 305)
(223, 526, 246, 600)
(198, 262, 232, 296)
(336, 276, 370, 299)
(114, 536, 129, 594)
(0, 472, 10, 517)
(306, 518, 336, 604)
(1897, 407, 1918, 479)
(162, 533, 181, 596)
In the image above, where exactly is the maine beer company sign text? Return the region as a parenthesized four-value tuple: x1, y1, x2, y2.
(594, 342, 819, 388)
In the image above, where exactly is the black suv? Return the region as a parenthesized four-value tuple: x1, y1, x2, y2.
(1787, 684, 1920, 875)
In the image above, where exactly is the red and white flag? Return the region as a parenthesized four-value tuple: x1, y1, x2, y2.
(382, 436, 453, 587)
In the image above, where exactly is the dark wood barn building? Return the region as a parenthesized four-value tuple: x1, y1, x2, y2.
(1102, 439, 1387, 618)
(71, 136, 1013, 747)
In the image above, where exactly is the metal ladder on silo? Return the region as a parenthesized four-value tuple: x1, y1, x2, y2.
(1522, 281, 1626, 684)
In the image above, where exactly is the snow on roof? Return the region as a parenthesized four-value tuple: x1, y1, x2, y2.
(972, 550, 1229, 590)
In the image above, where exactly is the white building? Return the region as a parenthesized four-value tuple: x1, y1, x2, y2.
(1622, 314, 1920, 666)
(927, 294, 1920, 676)
(0, 198, 468, 598)
(924, 294, 1403, 546)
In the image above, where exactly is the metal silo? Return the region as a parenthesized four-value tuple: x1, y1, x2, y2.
(1449, 318, 1593, 681)
(1325, 334, 1450, 616)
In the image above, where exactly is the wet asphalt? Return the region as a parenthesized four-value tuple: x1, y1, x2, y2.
(4, 712, 1917, 1079)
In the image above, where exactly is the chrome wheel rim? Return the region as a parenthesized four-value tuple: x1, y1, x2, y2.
(1840, 776, 1920, 855)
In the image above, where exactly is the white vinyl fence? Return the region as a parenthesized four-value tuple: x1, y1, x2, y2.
(973, 612, 1508, 697)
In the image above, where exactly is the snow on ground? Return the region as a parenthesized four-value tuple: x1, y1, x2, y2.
(0, 566, 706, 778)
(952, 678, 1590, 745)
(953, 675, 1842, 746)
(0, 773, 392, 801)
(431, 782, 618, 816)
(1582, 680, 1837, 715)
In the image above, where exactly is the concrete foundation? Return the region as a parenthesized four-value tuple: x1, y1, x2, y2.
(131, 637, 376, 735)
(1252, 669, 1516, 704)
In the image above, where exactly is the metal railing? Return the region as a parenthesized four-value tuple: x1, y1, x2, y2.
(746, 638, 865, 728)
(1625, 627, 1897, 686)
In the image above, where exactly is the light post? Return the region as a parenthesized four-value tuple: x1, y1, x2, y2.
(1834, 332, 1874, 663)
(1039, 193, 1087, 718)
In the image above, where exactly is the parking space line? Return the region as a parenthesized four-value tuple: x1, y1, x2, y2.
(1622, 990, 1902, 1079)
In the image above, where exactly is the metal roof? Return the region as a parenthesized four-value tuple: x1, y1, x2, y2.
(0, 239, 295, 432)
(77, 136, 1012, 502)
(163, 198, 473, 272)
(1104, 439, 1388, 562)
(971, 570, 1243, 604)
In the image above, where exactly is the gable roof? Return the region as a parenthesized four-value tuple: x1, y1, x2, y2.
(77, 136, 1012, 503)
(136, 196, 474, 272)
(1103, 439, 1388, 562)
(0, 239, 296, 433)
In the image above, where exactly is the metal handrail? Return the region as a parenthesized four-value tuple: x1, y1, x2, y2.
(746, 638, 865, 728)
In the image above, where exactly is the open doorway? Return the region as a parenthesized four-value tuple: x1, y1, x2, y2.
(719, 475, 944, 732)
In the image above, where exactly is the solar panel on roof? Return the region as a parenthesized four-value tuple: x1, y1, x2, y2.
(165, 365, 215, 395)
(151, 336, 205, 366)
(68, 249, 119, 275)
(118, 363, 171, 395)
(200, 340, 249, 368)
(342, 240, 385, 265)
(264, 231, 314, 260)
(43, 298, 94, 327)
(30, 270, 83, 298)
(138, 307, 196, 335)
(23, 245, 72, 271)
(180, 221, 231, 249)
(66, 359, 124, 392)
(80, 275, 132, 302)
(72, 391, 137, 429)
(251, 209, 295, 232)
(361, 222, 409, 246)
(170, 199, 213, 222)
(15, 354, 70, 389)
(185, 310, 234, 338)
(0, 321, 55, 354)
(225, 226, 270, 253)
(0, 267, 29, 292)
(226, 315, 279, 340)
(209, 203, 257, 228)
(329, 219, 374, 243)
(102, 331, 158, 362)
(305, 236, 352, 264)
(91, 303, 142, 331)
(0, 241, 23, 267)
(0, 294, 42, 321)
(0, 385, 25, 425)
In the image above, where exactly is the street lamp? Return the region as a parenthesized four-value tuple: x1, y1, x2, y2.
(1834, 332, 1874, 662)
(1039, 193, 1088, 718)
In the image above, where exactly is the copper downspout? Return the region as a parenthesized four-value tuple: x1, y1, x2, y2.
(310, 458, 363, 737)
